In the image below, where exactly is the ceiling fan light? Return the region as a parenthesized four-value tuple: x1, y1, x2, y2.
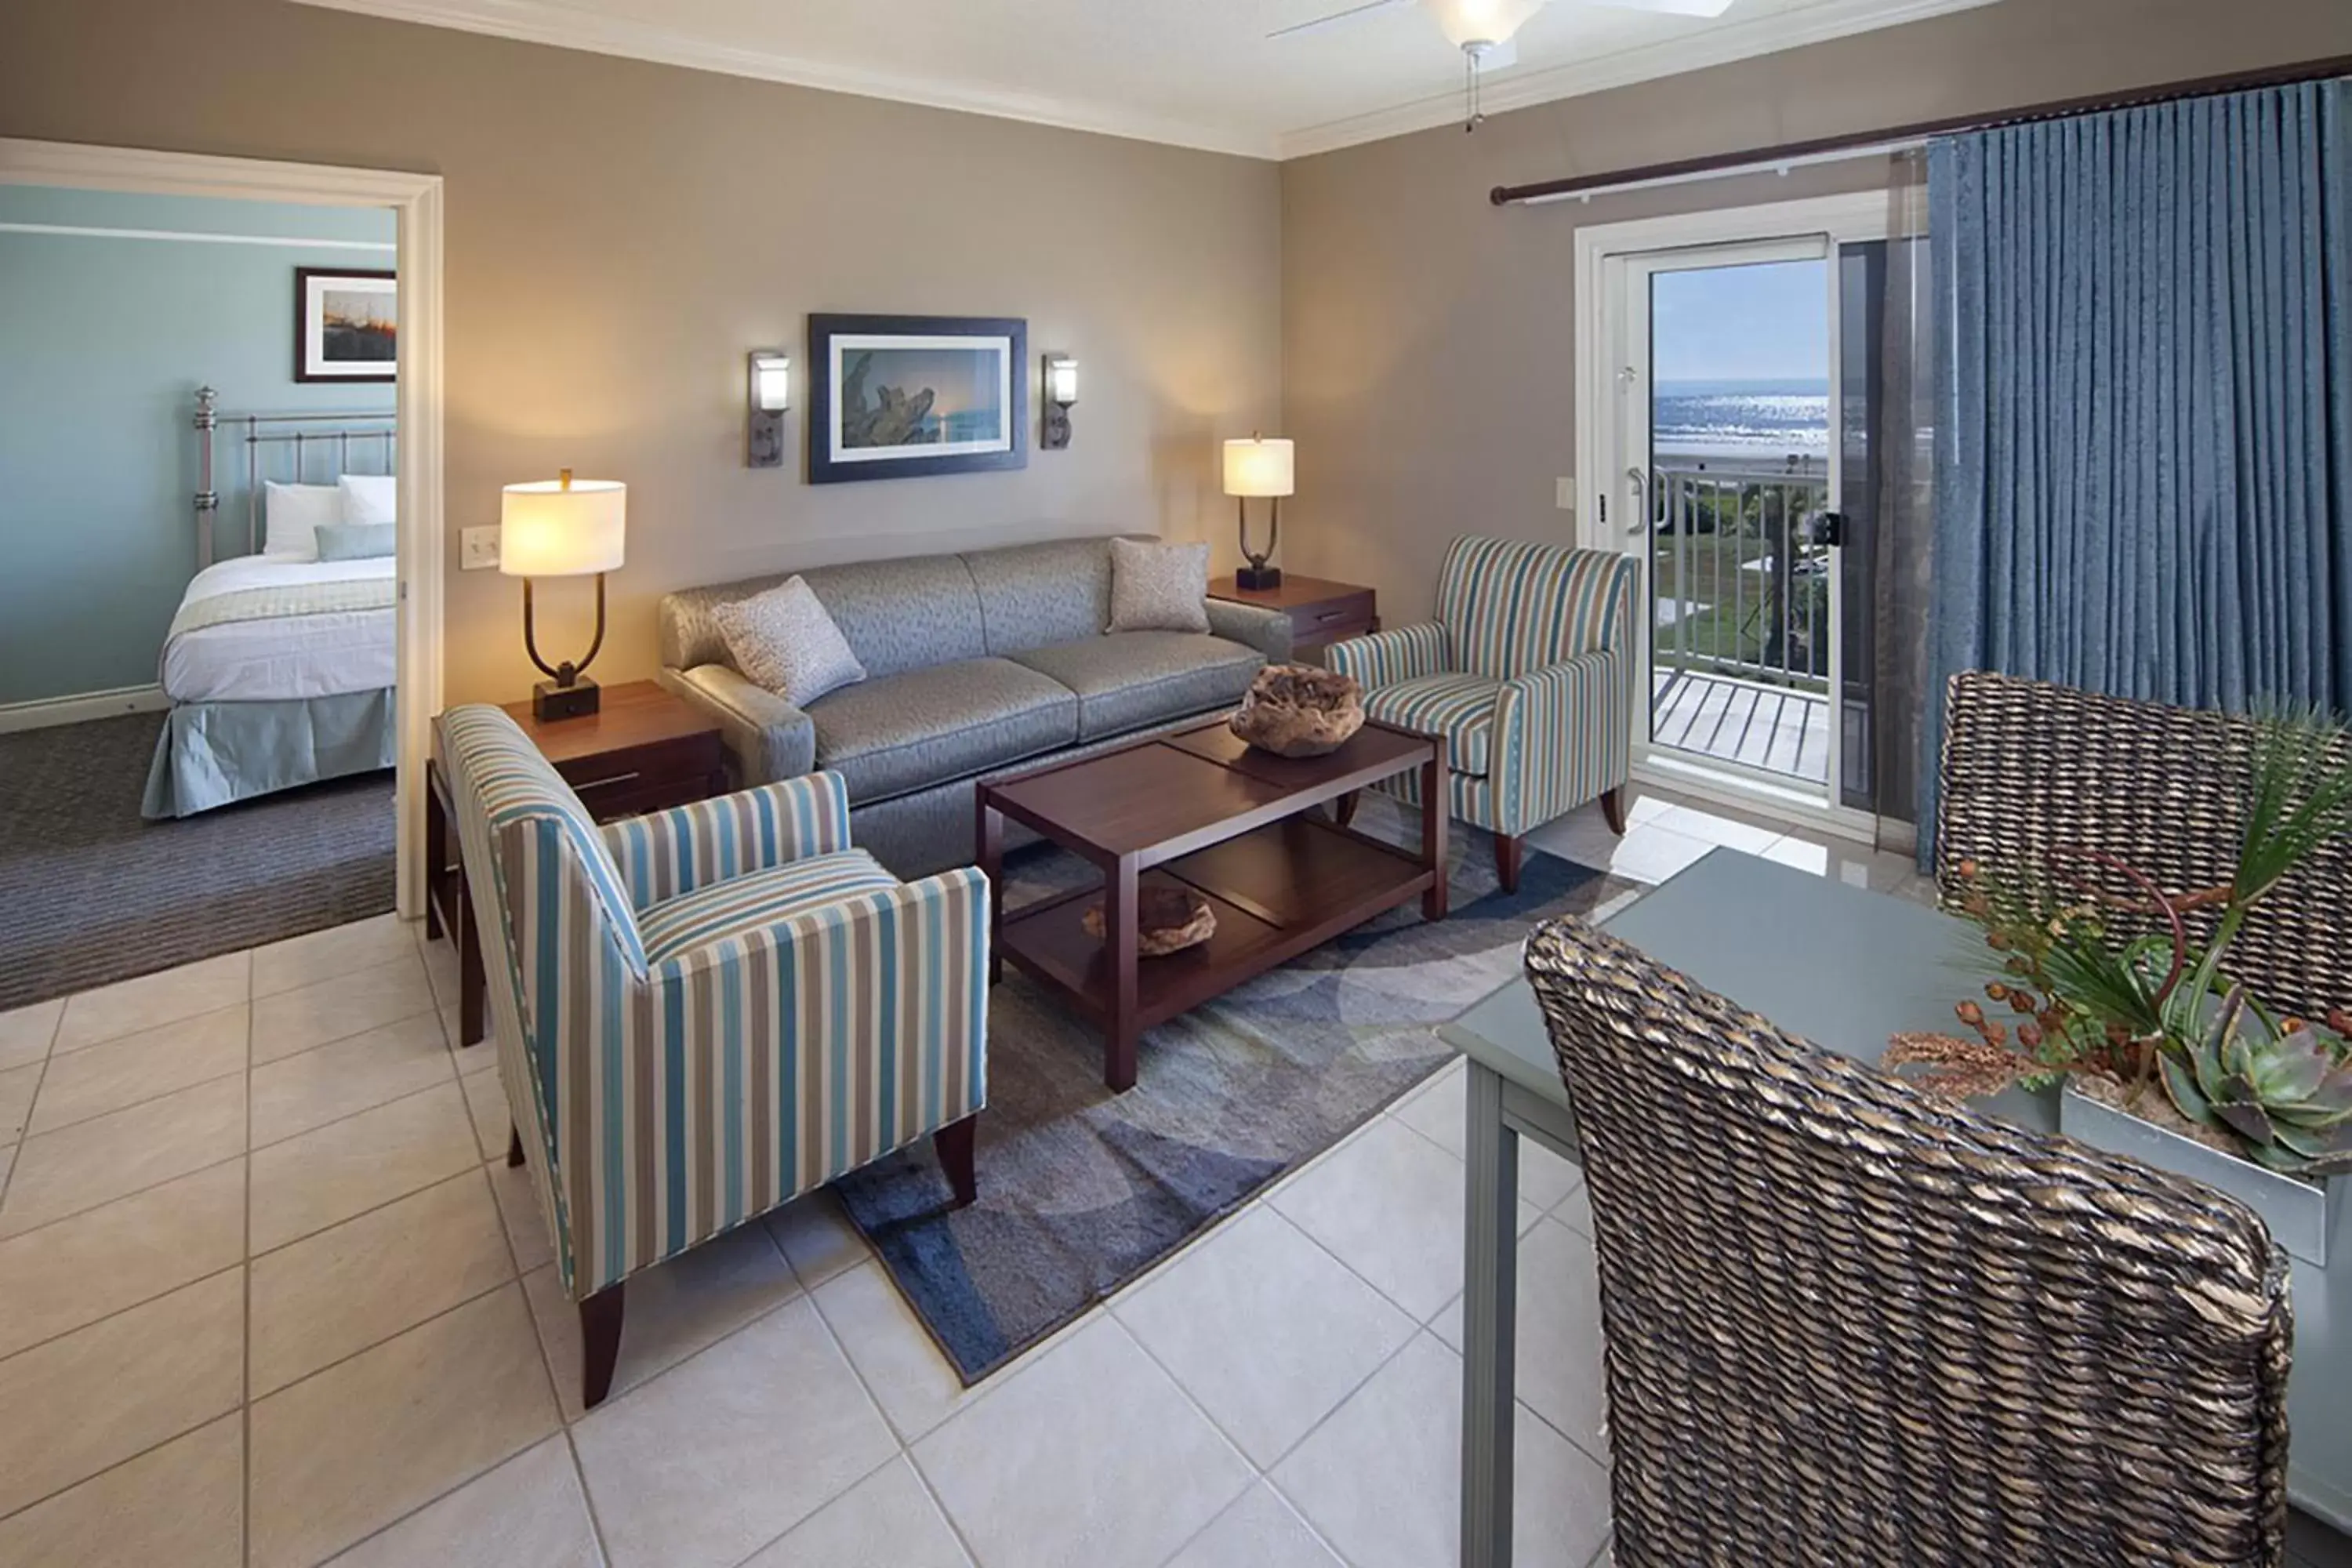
(1421, 0, 1547, 50)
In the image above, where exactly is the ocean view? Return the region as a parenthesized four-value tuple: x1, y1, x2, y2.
(1655, 378, 1829, 459)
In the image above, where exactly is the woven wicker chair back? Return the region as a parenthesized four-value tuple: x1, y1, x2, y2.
(1523, 915, 2291, 1568)
(1938, 670, 2352, 1024)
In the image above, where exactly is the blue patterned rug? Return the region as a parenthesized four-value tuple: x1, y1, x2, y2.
(835, 800, 1628, 1383)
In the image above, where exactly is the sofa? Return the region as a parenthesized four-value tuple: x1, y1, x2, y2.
(658, 535, 1292, 877)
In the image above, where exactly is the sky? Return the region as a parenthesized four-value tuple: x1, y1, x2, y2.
(1650, 258, 1829, 386)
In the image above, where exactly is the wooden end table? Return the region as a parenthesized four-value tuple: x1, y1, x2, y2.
(1207, 574, 1378, 654)
(426, 680, 728, 1047)
(976, 715, 1445, 1093)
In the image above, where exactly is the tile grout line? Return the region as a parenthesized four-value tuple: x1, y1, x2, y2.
(239, 956, 255, 1568)
(0, 999, 65, 1213)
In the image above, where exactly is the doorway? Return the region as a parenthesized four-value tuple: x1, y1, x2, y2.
(1576, 190, 1929, 842)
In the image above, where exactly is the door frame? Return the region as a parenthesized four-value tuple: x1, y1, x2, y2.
(1571, 188, 1922, 844)
(0, 138, 445, 919)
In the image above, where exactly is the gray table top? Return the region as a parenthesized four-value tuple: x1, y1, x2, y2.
(1442, 846, 2352, 1534)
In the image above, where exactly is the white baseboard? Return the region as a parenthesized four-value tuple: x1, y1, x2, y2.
(0, 684, 171, 734)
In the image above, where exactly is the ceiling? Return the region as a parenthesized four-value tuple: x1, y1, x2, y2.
(294, 0, 2000, 159)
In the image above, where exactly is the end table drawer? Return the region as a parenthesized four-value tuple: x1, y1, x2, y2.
(1296, 591, 1377, 642)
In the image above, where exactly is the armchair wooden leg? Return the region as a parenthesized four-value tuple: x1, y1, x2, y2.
(506, 1124, 525, 1168)
(1494, 833, 1523, 895)
(935, 1114, 979, 1209)
(1335, 791, 1359, 828)
(1600, 786, 1628, 836)
(579, 1283, 625, 1410)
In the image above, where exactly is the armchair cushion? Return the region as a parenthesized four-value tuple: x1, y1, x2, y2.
(604, 771, 853, 909)
(1359, 672, 1499, 778)
(1439, 536, 1633, 679)
(637, 848, 897, 964)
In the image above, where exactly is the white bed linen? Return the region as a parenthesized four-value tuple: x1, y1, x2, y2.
(162, 552, 397, 703)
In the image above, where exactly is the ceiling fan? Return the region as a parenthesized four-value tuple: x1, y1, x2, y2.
(1271, 0, 1739, 129)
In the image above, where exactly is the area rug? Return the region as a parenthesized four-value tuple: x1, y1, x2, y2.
(834, 798, 1632, 1383)
(0, 713, 395, 1011)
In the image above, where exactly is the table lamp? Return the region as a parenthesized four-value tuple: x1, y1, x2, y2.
(502, 469, 626, 720)
(1222, 434, 1294, 590)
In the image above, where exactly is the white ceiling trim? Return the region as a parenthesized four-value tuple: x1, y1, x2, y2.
(1277, 0, 2002, 158)
(291, 0, 1283, 159)
(293, 0, 2000, 165)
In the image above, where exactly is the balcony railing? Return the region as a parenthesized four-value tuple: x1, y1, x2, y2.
(1649, 460, 1831, 695)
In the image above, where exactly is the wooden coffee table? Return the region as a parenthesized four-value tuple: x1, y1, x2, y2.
(977, 715, 1447, 1092)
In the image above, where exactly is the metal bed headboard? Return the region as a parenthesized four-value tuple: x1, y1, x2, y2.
(191, 385, 399, 569)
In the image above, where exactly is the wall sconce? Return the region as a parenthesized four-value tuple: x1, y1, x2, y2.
(747, 350, 789, 469)
(1042, 354, 1078, 450)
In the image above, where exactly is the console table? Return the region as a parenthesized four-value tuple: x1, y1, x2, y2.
(1441, 848, 2352, 1565)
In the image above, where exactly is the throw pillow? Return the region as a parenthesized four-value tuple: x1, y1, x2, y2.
(712, 575, 868, 708)
(1106, 538, 1210, 634)
(262, 481, 344, 560)
(314, 521, 397, 561)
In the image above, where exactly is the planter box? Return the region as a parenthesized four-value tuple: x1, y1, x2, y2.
(2060, 1083, 2343, 1266)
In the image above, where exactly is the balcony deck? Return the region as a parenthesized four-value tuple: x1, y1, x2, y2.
(1650, 669, 1829, 785)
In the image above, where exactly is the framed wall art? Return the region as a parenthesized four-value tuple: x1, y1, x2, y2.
(808, 314, 1026, 483)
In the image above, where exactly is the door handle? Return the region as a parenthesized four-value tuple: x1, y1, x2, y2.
(1625, 466, 1651, 536)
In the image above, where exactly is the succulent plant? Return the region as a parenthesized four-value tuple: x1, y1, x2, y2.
(2158, 986, 2352, 1178)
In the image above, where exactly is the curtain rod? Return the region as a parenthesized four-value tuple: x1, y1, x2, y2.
(1491, 53, 2352, 207)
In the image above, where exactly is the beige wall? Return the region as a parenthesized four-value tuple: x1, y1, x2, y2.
(1279, 0, 2352, 626)
(0, 0, 1282, 702)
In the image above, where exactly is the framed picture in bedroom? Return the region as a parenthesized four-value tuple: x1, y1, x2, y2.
(295, 268, 397, 383)
(808, 314, 1026, 484)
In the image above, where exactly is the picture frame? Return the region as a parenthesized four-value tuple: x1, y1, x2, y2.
(295, 267, 397, 383)
(808, 314, 1027, 484)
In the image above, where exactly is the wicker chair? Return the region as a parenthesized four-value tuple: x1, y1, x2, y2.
(1523, 916, 2292, 1567)
(1937, 670, 2352, 1022)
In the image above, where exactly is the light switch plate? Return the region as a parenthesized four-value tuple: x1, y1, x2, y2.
(461, 524, 501, 571)
(1555, 477, 1577, 513)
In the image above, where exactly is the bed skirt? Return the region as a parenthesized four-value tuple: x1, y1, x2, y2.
(142, 689, 397, 819)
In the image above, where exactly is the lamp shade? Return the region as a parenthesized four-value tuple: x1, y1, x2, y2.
(501, 477, 626, 577)
(1222, 437, 1295, 499)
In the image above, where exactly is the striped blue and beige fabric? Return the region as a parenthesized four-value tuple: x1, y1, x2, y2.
(603, 772, 853, 908)
(441, 705, 989, 1304)
(1324, 538, 1639, 840)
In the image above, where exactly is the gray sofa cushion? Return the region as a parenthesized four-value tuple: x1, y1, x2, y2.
(963, 537, 1115, 655)
(808, 658, 1077, 804)
(1005, 632, 1263, 741)
(661, 553, 986, 681)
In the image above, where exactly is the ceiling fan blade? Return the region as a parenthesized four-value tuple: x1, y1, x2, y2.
(1576, 0, 1737, 15)
(1267, 0, 1414, 40)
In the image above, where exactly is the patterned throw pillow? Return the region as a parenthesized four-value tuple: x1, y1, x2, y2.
(1106, 538, 1211, 634)
(711, 575, 868, 708)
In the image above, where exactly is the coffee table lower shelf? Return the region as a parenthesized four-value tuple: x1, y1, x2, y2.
(998, 815, 1436, 1069)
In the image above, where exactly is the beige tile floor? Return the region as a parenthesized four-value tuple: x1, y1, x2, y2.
(0, 788, 1934, 1568)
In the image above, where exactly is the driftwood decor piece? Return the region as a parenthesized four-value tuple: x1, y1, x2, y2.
(1083, 886, 1216, 957)
(1229, 663, 1364, 758)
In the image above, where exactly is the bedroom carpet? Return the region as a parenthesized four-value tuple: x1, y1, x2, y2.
(833, 797, 1635, 1384)
(0, 713, 394, 1011)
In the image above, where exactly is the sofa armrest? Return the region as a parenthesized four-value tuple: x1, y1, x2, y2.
(602, 771, 855, 908)
(1494, 648, 1630, 833)
(1326, 622, 1450, 689)
(657, 665, 815, 786)
(1204, 599, 1293, 664)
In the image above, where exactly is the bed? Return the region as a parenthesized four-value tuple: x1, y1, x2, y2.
(141, 390, 399, 818)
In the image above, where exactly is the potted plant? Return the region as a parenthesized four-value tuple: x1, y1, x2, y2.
(1890, 713, 2352, 1264)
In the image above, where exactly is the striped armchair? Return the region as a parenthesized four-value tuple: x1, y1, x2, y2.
(441, 705, 989, 1408)
(1327, 537, 1639, 891)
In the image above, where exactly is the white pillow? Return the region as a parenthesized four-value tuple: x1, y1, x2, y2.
(263, 481, 344, 560)
(712, 576, 868, 709)
(339, 474, 397, 527)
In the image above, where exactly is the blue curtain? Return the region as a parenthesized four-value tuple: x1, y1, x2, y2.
(1922, 81, 2352, 862)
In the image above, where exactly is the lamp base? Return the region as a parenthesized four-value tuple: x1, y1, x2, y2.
(533, 677, 601, 722)
(1234, 563, 1283, 590)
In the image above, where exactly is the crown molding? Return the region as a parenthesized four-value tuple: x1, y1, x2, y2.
(289, 0, 1285, 160)
(1276, 0, 2003, 158)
